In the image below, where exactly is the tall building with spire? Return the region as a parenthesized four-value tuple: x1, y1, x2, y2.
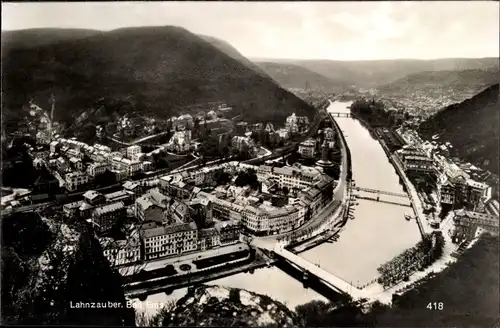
(316, 141, 334, 168)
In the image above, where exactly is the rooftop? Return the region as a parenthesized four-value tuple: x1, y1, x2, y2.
(94, 202, 124, 216)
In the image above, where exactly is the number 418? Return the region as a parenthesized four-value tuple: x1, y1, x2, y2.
(427, 302, 444, 310)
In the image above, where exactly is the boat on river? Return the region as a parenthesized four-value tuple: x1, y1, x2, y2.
(405, 213, 413, 221)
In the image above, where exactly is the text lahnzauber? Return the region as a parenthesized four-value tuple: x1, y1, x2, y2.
(69, 301, 125, 309)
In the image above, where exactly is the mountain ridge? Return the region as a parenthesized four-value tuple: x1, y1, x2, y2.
(254, 57, 499, 88)
(418, 83, 499, 175)
(256, 61, 348, 92)
(2, 26, 315, 140)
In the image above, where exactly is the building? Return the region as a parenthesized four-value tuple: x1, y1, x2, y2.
(323, 127, 335, 141)
(83, 190, 106, 206)
(159, 176, 194, 199)
(123, 181, 142, 200)
(453, 209, 499, 240)
(63, 201, 83, 218)
(276, 128, 290, 141)
(215, 220, 242, 245)
(100, 236, 141, 266)
(285, 113, 309, 135)
(394, 146, 435, 174)
(169, 199, 191, 223)
(265, 123, 275, 133)
(139, 222, 198, 260)
(316, 142, 334, 168)
(87, 162, 110, 177)
(271, 165, 322, 191)
(198, 227, 221, 251)
(231, 136, 255, 152)
(298, 138, 316, 158)
(438, 168, 491, 210)
(299, 176, 335, 216)
(126, 145, 142, 159)
(135, 194, 165, 223)
(207, 110, 218, 120)
(285, 113, 299, 134)
(65, 171, 90, 192)
(92, 201, 126, 233)
(69, 157, 83, 171)
(50, 140, 61, 153)
(171, 114, 194, 131)
(167, 130, 191, 153)
(105, 190, 134, 205)
(111, 157, 142, 177)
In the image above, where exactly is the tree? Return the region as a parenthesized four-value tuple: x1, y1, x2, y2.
(234, 169, 259, 189)
(214, 169, 232, 185)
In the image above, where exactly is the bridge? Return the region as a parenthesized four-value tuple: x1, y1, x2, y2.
(330, 112, 351, 117)
(273, 246, 365, 298)
(351, 187, 408, 198)
(250, 239, 364, 298)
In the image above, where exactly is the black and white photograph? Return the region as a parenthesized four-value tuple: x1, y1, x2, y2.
(1, 1, 499, 327)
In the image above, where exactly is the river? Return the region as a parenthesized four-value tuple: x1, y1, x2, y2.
(131, 101, 422, 317)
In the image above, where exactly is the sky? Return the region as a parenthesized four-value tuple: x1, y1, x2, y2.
(2, 1, 499, 60)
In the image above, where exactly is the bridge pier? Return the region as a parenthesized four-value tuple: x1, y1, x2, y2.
(302, 270, 309, 282)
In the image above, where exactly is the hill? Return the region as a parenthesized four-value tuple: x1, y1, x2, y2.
(378, 69, 499, 98)
(2, 27, 314, 140)
(256, 62, 347, 93)
(198, 35, 271, 79)
(418, 84, 499, 175)
(1, 28, 102, 50)
(254, 57, 499, 89)
(376, 69, 499, 117)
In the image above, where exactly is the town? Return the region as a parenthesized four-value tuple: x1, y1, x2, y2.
(2, 92, 498, 302)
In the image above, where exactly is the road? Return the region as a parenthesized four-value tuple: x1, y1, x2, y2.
(107, 131, 171, 147)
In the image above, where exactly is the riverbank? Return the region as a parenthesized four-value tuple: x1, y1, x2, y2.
(346, 106, 429, 239)
(125, 249, 270, 300)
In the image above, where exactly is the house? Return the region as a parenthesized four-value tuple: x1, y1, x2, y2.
(126, 145, 142, 159)
(123, 181, 142, 201)
(298, 138, 316, 158)
(79, 202, 94, 219)
(215, 220, 242, 246)
(69, 157, 83, 171)
(453, 209, 499, 239)
(105, 190, 134, 205)
(100, 236, 141, 266)
(83, 190, 106, 206)
(135, 194, 165, 223)
(169, 200, 191, 223)
(63, 201, 83, 218)
(65, 171, 90, 192)
(87, 162, 110, 177)
(92, 201, 126, 233)
(139, 222, 198, 260)
(198, 227, 221, 251)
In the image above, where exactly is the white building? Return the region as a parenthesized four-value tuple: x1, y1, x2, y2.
(65, 171, 90, 191)
(87, 162, 111, 177)
(298, 138, 316, 158)
(168, 130, 191, 153)
(140, 222, 198, 260)
(126, 145, 142, 159)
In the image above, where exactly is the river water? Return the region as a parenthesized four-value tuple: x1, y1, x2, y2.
(132, 101, 422, 317)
